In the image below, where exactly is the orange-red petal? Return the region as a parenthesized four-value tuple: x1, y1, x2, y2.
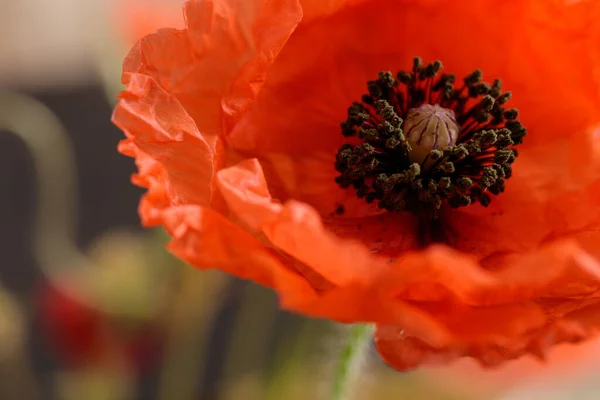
(215, 158, 387, 287)
(374, 241, 600, 369)
(114, 74, 220, 209)
(226, 0, 600, 155)
(447, 126, 600, 263)
(114, 0, 304, 216)
(160, 204, 317, 306)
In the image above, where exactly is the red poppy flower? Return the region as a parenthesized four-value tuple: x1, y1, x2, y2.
(38, 233, 167, 371)
(113, 0, 600, 370)
(39, 283, 163, 371)
(39, 283, 104, 365)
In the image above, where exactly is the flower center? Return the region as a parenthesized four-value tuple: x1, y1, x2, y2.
(334, 57, 526, 219)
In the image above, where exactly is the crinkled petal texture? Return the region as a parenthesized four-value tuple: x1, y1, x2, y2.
(113, 0, 600, 369)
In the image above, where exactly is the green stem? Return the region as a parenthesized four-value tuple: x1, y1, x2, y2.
(330, 324, 375, 400)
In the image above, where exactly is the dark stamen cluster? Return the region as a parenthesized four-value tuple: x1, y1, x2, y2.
(334, 57, 526, 218)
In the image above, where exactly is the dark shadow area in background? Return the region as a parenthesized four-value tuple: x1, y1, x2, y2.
(0, 85, 142, 399)
(1, 85, 313, 400)
(0, 85, 284, 400)
(0, 85, 143, 295)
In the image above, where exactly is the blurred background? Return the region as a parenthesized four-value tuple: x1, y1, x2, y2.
(1, 0, 599, 399)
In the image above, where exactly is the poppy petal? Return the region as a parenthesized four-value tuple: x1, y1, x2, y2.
(114, 74, 220, 208)
(447, 129, 600, 261)
(374, 242, 600, 370)
(220, 0, 303, 131)
(215, 158, 387, 287)
(160, 204, 317, 306)
(117, 139, 170, 225)
(114, 0, 304, 212)
(380, 241, 600, 307)
(225, 0, 600, 155)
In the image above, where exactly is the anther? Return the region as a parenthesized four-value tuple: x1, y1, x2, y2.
(334, 58, 526, 218)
